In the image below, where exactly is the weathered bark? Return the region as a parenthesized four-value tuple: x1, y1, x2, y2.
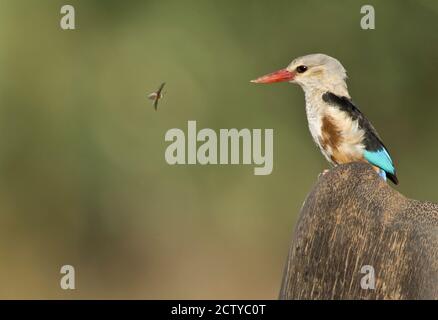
(279, 162, 438, 300)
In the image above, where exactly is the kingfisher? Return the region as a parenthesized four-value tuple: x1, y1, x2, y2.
(251, 53, 398, 184)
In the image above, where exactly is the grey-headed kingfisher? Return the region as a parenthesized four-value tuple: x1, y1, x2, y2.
(251, 54, 398, 184)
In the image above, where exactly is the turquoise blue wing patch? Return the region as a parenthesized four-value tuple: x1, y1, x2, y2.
(364, 148, 395, 174)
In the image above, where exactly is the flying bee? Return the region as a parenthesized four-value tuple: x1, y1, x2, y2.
(147, 82, 166, 111)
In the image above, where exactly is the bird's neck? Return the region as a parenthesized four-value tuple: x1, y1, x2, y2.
(302, 83, 350, 100)
(302, 83, 350, 115)
(299, 73, 350, 99)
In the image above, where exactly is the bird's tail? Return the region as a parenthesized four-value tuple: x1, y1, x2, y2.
(379, 169, 399, 185)
(386, 171, 399, 185)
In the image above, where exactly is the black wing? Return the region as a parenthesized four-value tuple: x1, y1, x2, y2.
(322, 92, 398, 184)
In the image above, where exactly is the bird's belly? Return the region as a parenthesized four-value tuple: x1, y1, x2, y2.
(307, 106, 365, 165)
(330, 146, 364, 164)
(307, 112, 337, 165)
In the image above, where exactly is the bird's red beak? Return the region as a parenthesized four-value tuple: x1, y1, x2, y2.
(251, 68, 295, 84)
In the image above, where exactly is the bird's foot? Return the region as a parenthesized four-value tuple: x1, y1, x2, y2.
(318, 169, 330, 179)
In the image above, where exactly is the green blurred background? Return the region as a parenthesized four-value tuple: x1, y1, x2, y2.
(0, 0, 436, 298)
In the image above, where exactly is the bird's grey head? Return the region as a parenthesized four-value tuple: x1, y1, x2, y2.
(252, 53, 349, 97)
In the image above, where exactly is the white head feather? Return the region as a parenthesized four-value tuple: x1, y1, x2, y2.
(286, 54, 349, 97)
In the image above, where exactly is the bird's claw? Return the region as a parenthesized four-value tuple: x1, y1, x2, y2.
(318, 169, 329, 179)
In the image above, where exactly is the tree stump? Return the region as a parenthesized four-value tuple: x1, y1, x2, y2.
(279, 162, 438, 300)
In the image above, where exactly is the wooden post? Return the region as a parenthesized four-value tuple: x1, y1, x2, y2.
(279, 162, 438, 300)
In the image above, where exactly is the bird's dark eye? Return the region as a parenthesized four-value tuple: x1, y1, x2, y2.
(296, 65, 308, 73)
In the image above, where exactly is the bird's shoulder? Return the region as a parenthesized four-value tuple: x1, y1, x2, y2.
(322, 92, 362, 122)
